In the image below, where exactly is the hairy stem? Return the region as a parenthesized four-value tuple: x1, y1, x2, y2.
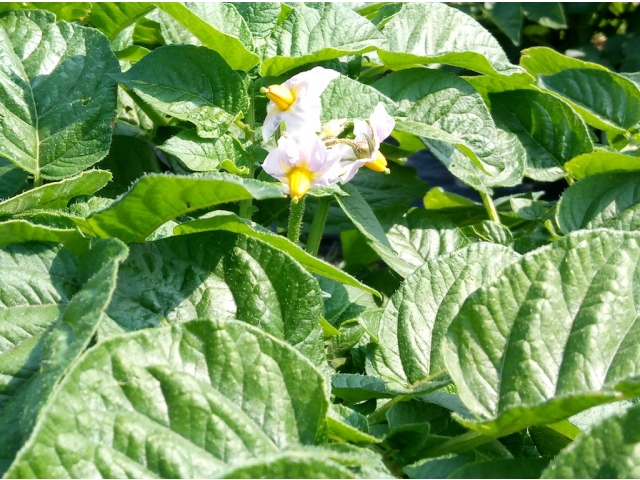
(480, 191, 501, 225)
(287, 197, 306, 244)
(306, 197, 331, 256)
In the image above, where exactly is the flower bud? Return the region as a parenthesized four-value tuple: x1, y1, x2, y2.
(366, 151, 390, 174)
(288, 167, 312, 201)
(261, 85, 295, 111)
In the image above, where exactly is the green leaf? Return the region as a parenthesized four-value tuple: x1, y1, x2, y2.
(424, 187, 476, 210)
(81, 172, 284, 243)
(0, 238, 128, 475)
(538, 68, 640, 134)
(543, 403, 640, 478)
(383, 208, 469, 269)
(261, 3, 385, 76)
(332, 373, 449, 405)
(87, 3, 154, 41)
(556, 172, 640, 233)
(174, 211, 378, 297)
(155, 2, 259, 71)
(565, 150, 640, 179)
(0, 170, 111, 216)
(158, 130, 249, 175)
(0, 157, 28, 199)
(460, 220, 514, 247)
(105, 231, 325, 365)
(483, 2, 523, 46)
(234, 2, 281, 40)
(444, 229, 640, 437)
(371, 244, 519, 386)
(450, 458, 551, 479)
(321, 75, 401, 122)
(0, 220, 89, 256)
(521, 3, 567, 29)
(520, 47, 609, 76)
(95, 135, 161, 198)
(0, 10, 119, 179)
(335, 183, 415, 278)
(377, 3, 531, 82)
(112, 44, 249, 138)
(4, 318, 335, 478)
(0, 3, 91, 22)
(114, 45, 150, 62)
(487, 90, 593, 181)
(328, 404, 380, 445)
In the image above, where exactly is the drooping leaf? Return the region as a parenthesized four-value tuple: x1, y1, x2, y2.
(87, 3, 154, 41)
(0, 238, 128, 475)
(0, 220, 89, 256)
(377, 3, 531, 82)
(111, 45, 249, 138)
(105, 231, 325, 365)
(444, 229, 640, 437)
(334, 183, 414, 278)
(556, 172, 640, 233)
(0, 10, 119, 179)
(81, 173, 284, 243)
(0, 170, 111, 217)
(483, 2, 523, 46)
(371, 243, 519, 386)
(4, 318, 337, 478)
(174, 211, 378, 296)
(155, 2, 259, 71)
(565, 149, 640, 180)
(158, 130, 249, 175)
(261, 3, 385, 76)
(543, 402, 640, 478)
(487, 89, 593, 181)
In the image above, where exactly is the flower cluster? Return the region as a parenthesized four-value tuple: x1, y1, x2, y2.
(260, 67, 395, 202)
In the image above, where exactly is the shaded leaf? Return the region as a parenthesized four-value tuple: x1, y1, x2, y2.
(483, 3, 523, 46)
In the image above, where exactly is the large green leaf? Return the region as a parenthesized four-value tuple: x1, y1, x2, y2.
(335, 183, 414, 278)
(0, 170, 111, 217)
(487, 89, 593, 181)
(321, 75, 400, 122)
(174, 211, 378, 296)
(0, 238, 127, 475)
(0, 10, 119, 179)
(565, 150, 640, 180)
(444, 229, 640, 436)
(80, 173, 284, 243)
(538, 68, 640, 134)
(520, 46, 609, 76)
(155, 2, 259, 71)
(111, 45, 249, 138)
(261, 3, 385, 76)
(87, 3, 154, 41)
(0, 220, 88, 256)
(542, 403, 640, 478)
(158, 130, 249, 175)
(0, 157, 28, 199)
(377, 3, 531, 82)
(371, 244, 519, 386)
(3, 318, 340, 478)
(105, 231, 325, 365)
(556, 172, 640, 233)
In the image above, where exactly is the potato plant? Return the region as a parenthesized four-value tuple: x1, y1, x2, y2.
(0, 2, 639, 479)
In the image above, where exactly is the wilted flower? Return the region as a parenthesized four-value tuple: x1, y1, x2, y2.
(261, 67, 340, 140)
(339, 103, 395, 183)
(262, 131, 350, 202)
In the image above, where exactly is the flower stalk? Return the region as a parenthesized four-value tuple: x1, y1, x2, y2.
(287, 196, 306, 244)
(306, 197, 331, 256)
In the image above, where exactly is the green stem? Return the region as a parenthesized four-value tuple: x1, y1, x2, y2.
(33, 172, 42, 188)
(287, 197, 306, 244)
(306, 197, 331, 256)
(479, 191, 501, 225)
(239, 95, 256, 220)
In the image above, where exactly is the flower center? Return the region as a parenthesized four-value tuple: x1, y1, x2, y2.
(288, 166, 312, 201)
(366, 151, 390, 174)
(261, 84, 296, 111)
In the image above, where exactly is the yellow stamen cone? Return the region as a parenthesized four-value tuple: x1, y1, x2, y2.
(261, 84, 295, 111)
(289, 167, 312, 201)
(366, 151, 390, 173)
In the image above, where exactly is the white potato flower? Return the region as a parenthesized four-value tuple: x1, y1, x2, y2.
(261, 67, 340, 140)
(262, 131, 350, 201)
